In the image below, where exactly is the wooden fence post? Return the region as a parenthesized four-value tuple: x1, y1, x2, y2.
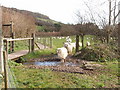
(28, 39, 31, 53)
(76, 35, 79, 52)
(46, 37, 48, 46)
(9, 41, 12, 54)
(0, 38, 4, 73)
(50, 37, 53, 48)
(11, 32, 15, 52)
(0, 6, 4, 73)
(42, 37, 44, 45)
(3, 51, 8, 89)
(10, 21, 13, 36)
(44, 37, 46, 49)
(31, 33, 35, 52)
(5, 40, 8, 54)
(40, 37, 42, 43)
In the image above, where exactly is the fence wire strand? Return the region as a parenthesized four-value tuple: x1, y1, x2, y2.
(7, 61, 18, 88)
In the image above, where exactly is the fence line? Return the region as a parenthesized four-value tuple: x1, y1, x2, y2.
(36, 36, 53, 49)
(3, 38, 33, 41)
(2, 34, 54, 88)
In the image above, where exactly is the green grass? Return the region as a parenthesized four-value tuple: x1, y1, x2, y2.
(37, 26, 45, 32)
(9, 60, 119, 88)
(14, 40, 29, 51)
(37, 18, 58, 24)
(13, 35, 95, 52)
(52, 35, 96, 52)
(8, 35, 119, 88)
(22, 49, 56, 60)
(15, 35, 97, 61)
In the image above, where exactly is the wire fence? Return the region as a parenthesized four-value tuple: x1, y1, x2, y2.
(7, 62, 18, 88)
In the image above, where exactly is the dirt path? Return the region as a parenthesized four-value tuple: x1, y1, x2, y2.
(35, 42, 49, 49)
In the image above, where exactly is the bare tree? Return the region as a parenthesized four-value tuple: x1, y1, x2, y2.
(2, 6, 36, 38)
(74, 12, 85, 52)
(60, 24, 76, 36)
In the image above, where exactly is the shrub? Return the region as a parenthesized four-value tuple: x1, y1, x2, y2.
(74, 44, 119, 62)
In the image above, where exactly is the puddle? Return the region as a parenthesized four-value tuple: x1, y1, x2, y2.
(23, 61, 61, 66)
(23, 61, 79, 66)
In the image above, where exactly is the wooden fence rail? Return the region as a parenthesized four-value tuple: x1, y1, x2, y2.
(3, 38, 34, 54)
(3, 34, 35, 55)
(3, 38, 33, 41)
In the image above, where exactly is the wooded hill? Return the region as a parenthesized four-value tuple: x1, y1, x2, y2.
(2, 6, 61, 37)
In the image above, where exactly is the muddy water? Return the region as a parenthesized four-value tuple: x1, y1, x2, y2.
(23, 61, 79, 66)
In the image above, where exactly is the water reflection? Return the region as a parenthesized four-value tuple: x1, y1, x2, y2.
(23, 61, 61, 66)
(23, 61, 78, 66)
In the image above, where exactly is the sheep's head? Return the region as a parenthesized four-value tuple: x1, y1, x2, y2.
(64, 42, 69, 48)
(57, 48, 62, 54)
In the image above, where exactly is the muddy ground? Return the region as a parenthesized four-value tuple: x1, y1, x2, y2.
(25, 54, 104, 75)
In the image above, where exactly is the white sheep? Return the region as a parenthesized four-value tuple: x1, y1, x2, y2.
(38, 38, 40, 40)
(66, 36, 72, 43)
(52, 37, 56, 39)
(70, 42, 82, 48)
(70, 43, 76, 49)
(57, 47, 68, 62)
(61, 37, 65, 39)
(86, 41, 90, 46)
(64, 42, 82, 53)
(64, 42, 73, 54)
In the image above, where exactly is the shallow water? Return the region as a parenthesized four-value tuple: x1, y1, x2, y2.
(23, 61, 78, 66)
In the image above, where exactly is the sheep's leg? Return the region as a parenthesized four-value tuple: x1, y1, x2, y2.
(61, 59, 65, 63)
(64, 59, 66, 62)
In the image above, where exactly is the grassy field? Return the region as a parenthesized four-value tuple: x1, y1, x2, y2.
(14, 40, 29, 51)
(13, 35, 94, 52)
(9, 60, 119, 88)
(37, 26, 45, 32)
(37, 18, 58, 24)
(8, 35, 119, 88)
(52, 35, 95, 49)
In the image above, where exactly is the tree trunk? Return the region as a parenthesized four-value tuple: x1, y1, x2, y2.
(113, 0, 116, 25)
(118, 23, 120, 54)
(81, 34, 84, 48)
(107, 0, 111, 44)
(76, 35, 79, 52)
(107, 31, 110, 44)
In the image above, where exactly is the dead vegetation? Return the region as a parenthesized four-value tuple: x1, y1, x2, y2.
(2, 6, 36, 38)
(74, 43, 119, 62)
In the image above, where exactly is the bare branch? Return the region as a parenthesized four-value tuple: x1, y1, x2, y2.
(83, 1, 96, 24)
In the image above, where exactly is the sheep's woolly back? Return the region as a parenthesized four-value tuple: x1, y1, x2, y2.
(57, 47, 68, 59)
(70, 43, 76, 49)
(63, 42, 82, 54)
(64, 43, 73, 54)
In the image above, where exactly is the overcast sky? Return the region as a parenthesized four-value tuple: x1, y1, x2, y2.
(0, 0, 119, 24)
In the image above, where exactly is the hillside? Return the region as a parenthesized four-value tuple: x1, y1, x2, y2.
(2, 6, 36, 37)
(2, 6, 62, 37)
(15, 9, 58, 26)
(13, 8, 62, 32)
